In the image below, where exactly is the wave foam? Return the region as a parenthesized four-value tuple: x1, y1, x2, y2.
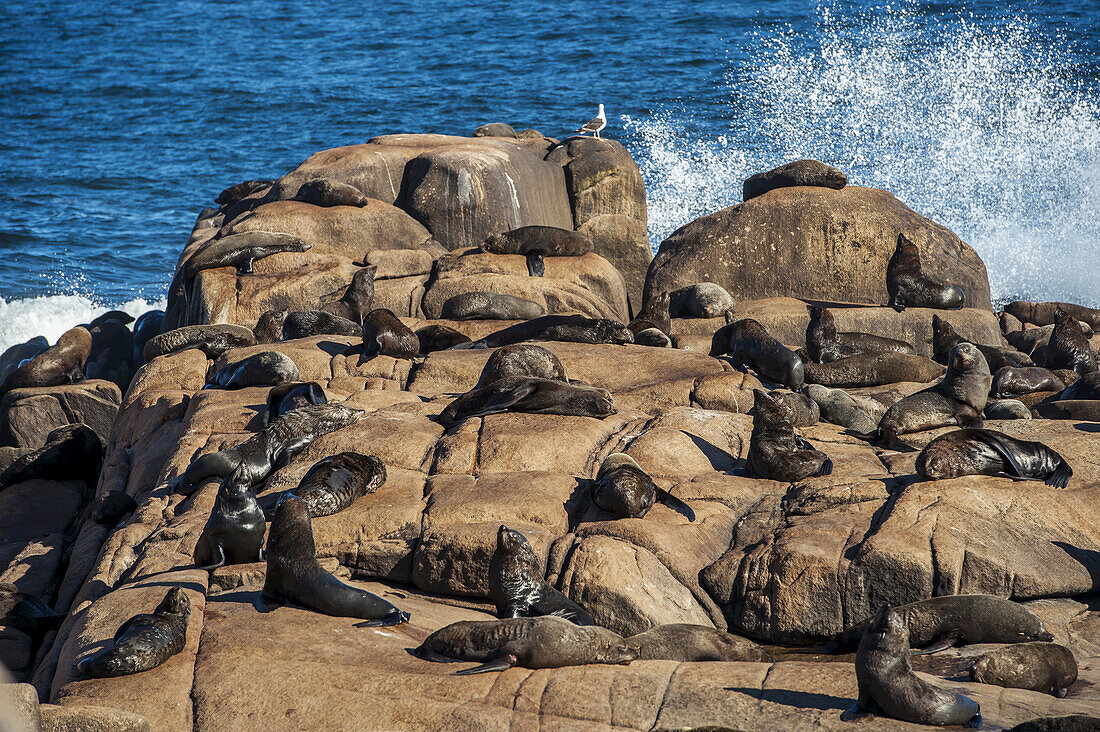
(0, 295, 167, 353)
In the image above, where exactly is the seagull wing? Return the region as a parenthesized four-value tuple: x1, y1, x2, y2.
(576, 116, 603, 133)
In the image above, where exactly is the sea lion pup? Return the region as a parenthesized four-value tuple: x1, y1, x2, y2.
(771, 389, 819, 426)
(984, 398, 1031, 420)
(414, 616, 636, 675)
(916, 428, 1072, 488)
(886, 233, 965, 312)
(291, 452, 385, 517)
(208, 351, 299, 389)
(0, 583, 64, 639)
(932, 314, 1032, 371)
(181, 231, 310, 280)
(253, 309, 289, 344)
(472, 314, 634, 348)
(489, 525, 596, 625)
(669, 283, 735, 319)
(73, 587, 191, 679)
(0, 424, 102, 489)
(869, 342, 991, 451)
(361, 308, 419, 360)
(804, 351, 945, 388)
(194, 463, 265, 570)
(712, 318, 804, 390)
(440, 292, 546, 321)
(481, 226, 592, 277)
(416, 324, 471, 353)
(970, 642, 1077, 697)
(629, 291, 671, 336)
(0, 326, 91, 394)
(748, 390, 832, 481)
(282, 310, 361, 340)
(625, 624, 773, 662)
(264, 381, 327, 426)
(320, 266, 375, 325)
(438, 377, 614, 428)
(476, 343, 567, 388)
(131, 310, 164, 365)
(91, 490, 137, 527)
(992, 366, 1065, 398)
(144, 324, 256, 361)
(172, 403, 365, 494)
(804, 384, 878, 433)
(593, 453, 695, 520)
(0, 335, 48, 383)
(260, 496, 408, 626)
(805, 306, 914, 364)
(841, 605, 981, 727)
(742, 159, 847, 201)
(1045, 310, 1098, 376)
(1005, 300, 1100, 330)
(294, 178, 370, 207)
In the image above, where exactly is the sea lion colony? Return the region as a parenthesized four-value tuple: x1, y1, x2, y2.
(2, 151, 1099, 730)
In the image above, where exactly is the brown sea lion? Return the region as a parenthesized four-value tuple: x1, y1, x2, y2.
(1004, 301, 1100, 330)
(592, 453, 695, 520)
(476, 343, 567, 387)
(1006, 321, 1093, 356)
(916, 428, 1072, 488)
(711, 318, 804, 390)
(970, 642, 1077, 697)
(253, 309, 289, 344)
(194, 461, 266, 569)
(282, 310, 361, 340)
(804, 384, 878, 433)
(320, 266, 376, 324)
(931, 314, 1032, 371)
(984, 398, 1031, 420)
(415, 324, 472, 353)
(841, 605, 981, 727)
(742, 159, 847, 201)
(886, 233, 965, 312)
(74, 588, 190, 678)
(481, 226, 592, 276)
(0, 326, 91, 394)
(144, 324, 256, 361)
(361, 308, 419, 360)
(748, 389, 832, 481)
(0, 336, 48, 383)
(294, 178, 370, 207)
(489, 525, 595, 625)
(264, 381, 327, 426)
(440, 292, 545, 321)
(215, 179, 271, 206)
(475, 315, 633, 348)
(473, 122, 518, 138)
(291, 452, 385, 517)
(182, 231, 309, 279)
(0, 583, 64, 639)
(771, 389, 819, 426)
(1058, 370, 1100, 400)
(208, 351, 299, 389)
(438, 376, 614, 427)
(992, 366, 1065, 398)
(1045, 310, 1098, 375)
(91, 490, 137, 527)
(805, 306, 914, 364)
(625, 624, 773, 662)
(0, 424, 102, 489)
(629, 290, 671, 335)
(669, 283, 735, 319)
(804, 351, 944, 388)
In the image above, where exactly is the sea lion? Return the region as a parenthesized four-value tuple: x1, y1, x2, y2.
(0, 583, 64, 639)
(215, 179, 271, 206)
(253, 309, 289, 344)
(916, 428, 1071, 487)
(872, 343, 991, 451)
(475, 315, 634, 348)
(669, 283, 735, 319)
(291, 452, 385, 517)
(264, 381, 327, 425)
(742, 159, 847, 201)
(0, 326, 91, 394)
(984, 398, 1031, 420)
(260, 497, 407, 626)
(415, 324, 471, 353)
(182, 231, 309, 279)
(1005, 718, 1100, 732)
(476, 343, 567, 387)
(74, 587, 190, 678)
(131, 310, 164, 365)
(886, 233, 965, 312)
(413, 615, 635, 674)
(772, 389, 819, 426)
(625, 624, 773, 662)
(88, 310, 135, 328)
(748, 389, 832, 481)
(144, 324, 256, 361)
(489, 525, 596, 625)
(711, 318, 804, 390)
(361, 308, 419, 360)
(91, 490, 137, 527)
(440, 292, 546, 321)
(1045, 310, 1098, 375)
(632, 328, 672, 347)
(804, 384, 878, 433)
(282, 310, 361, 340)
(1004, 301, 1100, 330)
(481, 227, 592, 276)
(194, 462, 266, 569)
(629, 291, 671, 336)
(805, 306, 914, 365)
(320, 266, 376, 324)
(931, 314, 1032, 371)
(172, 403, 365, 494)
(841, 604, 981, 727)
(473, 122, 518, 138)
(1006, 322, 1093, 356)
(294, 178, 370, 207)
(208, 350, 299, 389)
(1058, 370, 1100, 400)
(0, 336, 48, 383)
(804, 351, 945, 388)
(85, 319, 135, 388)
(0, 424, 102, 489)
(992, 366, 1065, 398)
(438, 377, 614, 427)
(970, 642, 1077, 697)
(592, 453, 695, 520)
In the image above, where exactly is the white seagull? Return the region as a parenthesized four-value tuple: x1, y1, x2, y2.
(575, 104, 607, 138)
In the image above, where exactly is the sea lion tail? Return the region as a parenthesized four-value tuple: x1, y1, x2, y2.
(655, 488, 695, 521)
(194, 544, 226, 572)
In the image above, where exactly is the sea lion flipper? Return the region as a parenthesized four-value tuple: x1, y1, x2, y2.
(255, 592, 284, 613)
(1047, 461, 1072, 489)
(468, 381, 540, 419)
(355, 609, 410, 628)
(112, 616, 139, 643)
(525, 251, 545, 277)
(655, 487, 696, 521)
(818, 457, 834, 476)
(454, 652, 517, 675)
(236, 257, 255, 276)
(968, 430, 1033, 480)
(911, 631, 958, 655)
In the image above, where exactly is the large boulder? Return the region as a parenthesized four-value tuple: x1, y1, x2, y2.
(645, 186, 992, 310)
(0, 382, 120, 449)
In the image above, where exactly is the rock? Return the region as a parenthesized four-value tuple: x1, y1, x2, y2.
(742, 159, 847, 201)
(40, 703, 150, 732)
(646, 186, 991, 310)
(0, 682, 40, 731)
(0, 382, 120, 449)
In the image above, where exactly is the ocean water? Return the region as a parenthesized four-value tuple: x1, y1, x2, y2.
(1, 0, 1098, 349)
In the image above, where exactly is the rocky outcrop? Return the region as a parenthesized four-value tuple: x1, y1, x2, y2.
(0, 382, 120, 449)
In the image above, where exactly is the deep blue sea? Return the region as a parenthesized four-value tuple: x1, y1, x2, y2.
(1, 0, 1098, 347)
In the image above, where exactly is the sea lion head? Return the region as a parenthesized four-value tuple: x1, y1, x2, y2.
(949, 342, 985, 375)
(1021, 617, 1055, 643)
(968, 655, 1003, 686)
(254, 309, 289, 344)
(596, 320, 634, 345)
(600, 637, 640, 666)
(157, 587, 192, 619)
(596, 452, 641, 480)
(915, 444, 955, 481)
(574, 385, 615, 417)
(752, 389, 791, 428)
(57, 326, 94, 366)
(868, 604, 907, 649)
(497, 525, 531, 554)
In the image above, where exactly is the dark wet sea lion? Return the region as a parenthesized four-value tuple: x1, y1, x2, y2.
(216, 179, 272, 206)
(476, 343, 567, 387)
(74, 587, 191, 678)
(804, 384, 878, 433)
(1006, 321, 1093, 356)
(841, 605, 981, 727)
(91, 490, 137, 527)
(0, 424, 102, 489)
(362, 308, 419, 360)
(481, 226, 592, 258)
(85, 320, 135, 387)
(916, 428, 1071, 487)
(1005, 717, 1100, 732)
(984, 398, 1031, 420)
(711, 318, 804, 390)
(0, 583, 64, 638)
(804, 351, 945, 388)
(131, 310, 164, 365)
(182, 231, 309, 279)
(264, 381, 326, 426)
(438, 376, 614, 427)
(625, 624, 773, 662)
(320, 266, 376, 325)
(629, 290, 671, 336)
(748, 389, 832, 481)
(742, 159, 847, 201)
(209, 351, 299, 389)
(771, 389, 819, 426)
(1005, 300, 1100, 330)
(1045, 310, 1098, 375)
(415, 324, 471, 353)
(260, 497, 407, 626)
(292, 452, 385, 517)
(194, 462, 266, 569)
(282, 310, 361, 340)
(0, 326, 91, 394)
(931, 314, 1032, 371)
(294, 178, 370, 207)
(970, 642, 1077, 697)
(144, 324, 256, 361)
(669, 283, 735, 319)
(0, 336, 49, 383)
(805, 306, 913, 364)
(1058, 370, 1100, 400)
(414, 615, 635, 675)
(88, 310, 134, 328)
(992, 366, 1065, 398)
(475, 315, 633, 348)
(592, 453, 695, 520)
(872, 343, 990, 451)
(172, 403, 365, 494)
(440, 292, 545, 321)
(489, 525, 595, 625)
(886, 233, 965, 312)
